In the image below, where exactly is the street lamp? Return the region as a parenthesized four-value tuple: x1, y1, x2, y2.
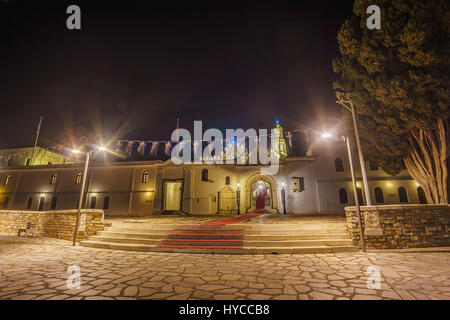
(336, 93, 372, 206)
(71, 145, 108, 246)
(281, 182, 287, 214)
(236, 183, 241, 215)
(321, 132, 366, 252)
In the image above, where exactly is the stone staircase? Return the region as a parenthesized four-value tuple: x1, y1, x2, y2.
(80, 218, 358, 254)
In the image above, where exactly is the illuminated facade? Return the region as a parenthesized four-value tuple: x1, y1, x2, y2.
(0, 140, 423, 216)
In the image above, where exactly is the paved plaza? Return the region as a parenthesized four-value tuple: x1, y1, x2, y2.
(0, 235, 450, 300)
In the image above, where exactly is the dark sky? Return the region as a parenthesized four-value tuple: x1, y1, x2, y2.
(0, 0, 354, 149)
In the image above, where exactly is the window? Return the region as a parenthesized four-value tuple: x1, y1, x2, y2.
(103, 196, 110, 210)
(3, 175, 10, 186)
(417, 187, 427, 204)
(48, 161, 53, 165)
(51, 196, 57, 210)
(38, 197, 45, 211)
(6, 158, 11, 167)
(50, 173, 57, 185)
(3, 197, 9, 209)
(374, 187, 384, 203)
(335, 158, 344, 172)
(90, 196, 96, 209)
(357, 188, 364, 205)
(74, 172, 82, 184)
(201, 169, 208, 182)
(299, 177, 305, 192)
(370, 162, 379, 171)
(141, 170, 149, 183)
(76, 198, 80, 209)
(26, 159, 31, 166)
(225, 176, 230, 185)
(339, 188, 348, 204)
(26, 197, 33, 210)
(398, 187, 408, 203)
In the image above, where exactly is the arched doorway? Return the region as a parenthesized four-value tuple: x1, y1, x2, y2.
(252, 180, 271, 210)
(218, 186, 236, 214)
(244, 174, 279, 213)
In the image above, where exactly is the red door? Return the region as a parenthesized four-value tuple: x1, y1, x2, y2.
(255, 188, 266, 210)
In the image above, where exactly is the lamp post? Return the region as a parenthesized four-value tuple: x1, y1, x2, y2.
(336, 94, 372, 206)
(280, 182, 287, 214)
(71, 145, 107, 246)
(236, 183, 241, 215)
(321, 133, 366, 252)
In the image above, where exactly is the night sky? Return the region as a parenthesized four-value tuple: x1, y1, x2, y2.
(0, 0, 354, 149)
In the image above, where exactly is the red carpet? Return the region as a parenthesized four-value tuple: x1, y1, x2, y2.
(158, 213, 262, 249)
(203, 213, 263, 225)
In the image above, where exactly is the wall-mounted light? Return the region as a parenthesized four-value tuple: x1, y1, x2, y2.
(387, 182, 392, 187)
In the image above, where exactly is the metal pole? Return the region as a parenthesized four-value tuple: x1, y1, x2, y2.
(346, 136, 366, 252)
(236, 188, 240, 215)
(30, 116, 43, 166)
(350, 102, 371, 206)
(72, 151, 91, 246)
(281, 188, 286, 214)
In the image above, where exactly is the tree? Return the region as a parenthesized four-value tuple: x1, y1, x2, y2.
(333, 0, 449, 204)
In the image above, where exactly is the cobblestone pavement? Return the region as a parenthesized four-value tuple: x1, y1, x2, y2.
(1, 235, 449, 300)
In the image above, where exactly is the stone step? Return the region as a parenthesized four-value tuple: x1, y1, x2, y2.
(244, 234, 350, 240)
(80, 240, 358, 254)
(87, 236, 352, 247)
(94, 232, 350, 241)
(88, 236, 163, 245)
(244, 239, 353, 247)
(102, 227, 347, 235)
(161, 239, 243, 246)
(244, 229, 347, 235)
(167, 233, 244, 240)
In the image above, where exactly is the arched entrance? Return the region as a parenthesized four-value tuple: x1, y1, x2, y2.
(244, 174, 279, 213)
(218, 186, 236, 214)
(252, 180, 271, 210)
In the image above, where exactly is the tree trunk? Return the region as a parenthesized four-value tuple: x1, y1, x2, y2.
(404, 117, 448, 204)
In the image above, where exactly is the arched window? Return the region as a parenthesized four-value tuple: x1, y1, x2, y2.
(339, 188, 348, 204)
(370, 162, 378, 171)
(374, 187, 384, 203)
(90, 196, 96, 209)
(201, 169, 208, 182)
(26, 159, 31, 166)
(103, 196, 110, 210)
(225, 176, 230, 185)
(417, 187, 427, 204)
(357, 188, 364, 205)
(51, 196, 57, 210)
(74, 172, 82, 184)
(3, 197, 9, 209)
(38, 196, 45, 211)
(398, 187, 408, 203)
(26, 197, 33, 210)
(141, 170, 149, 183)
(3, 175, 10, 186)
(335, 158, 344, 172)
(50, 173, 57, 185)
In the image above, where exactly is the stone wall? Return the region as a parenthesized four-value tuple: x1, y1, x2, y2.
(345, 205, 450, 249)
(0, 209, 106, 241)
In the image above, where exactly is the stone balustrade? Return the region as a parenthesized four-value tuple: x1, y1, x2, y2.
(345, 204, 450, 249)
(0, 209, 106, 241)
